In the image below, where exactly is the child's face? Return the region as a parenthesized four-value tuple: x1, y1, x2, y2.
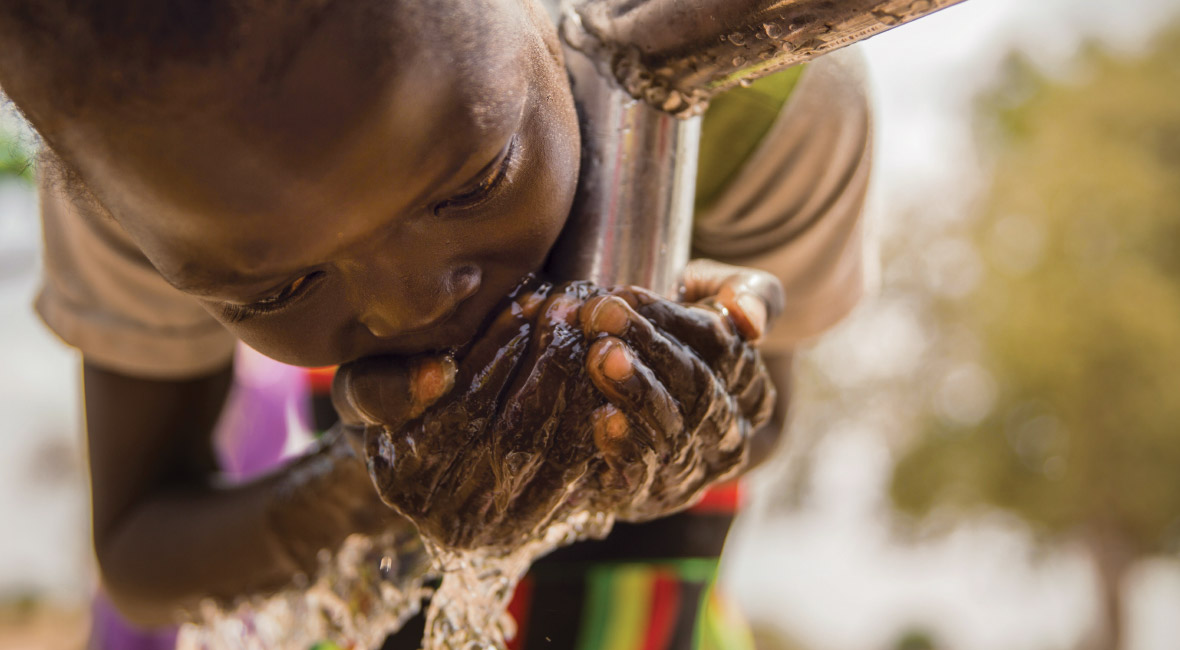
(48, 1, 580, 367)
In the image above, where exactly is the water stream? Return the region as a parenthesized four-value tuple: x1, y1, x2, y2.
(176, 529, 433, 650)
(176, 506, 615, 650)
(418, 510, 614, 650)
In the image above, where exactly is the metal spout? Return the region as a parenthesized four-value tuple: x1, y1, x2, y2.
(546, 44, 701, 296)
(546, 0, 966, 294)
(564, 0, 966, 117)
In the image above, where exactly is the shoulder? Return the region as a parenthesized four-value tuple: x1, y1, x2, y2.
(36, 166, 237, 379)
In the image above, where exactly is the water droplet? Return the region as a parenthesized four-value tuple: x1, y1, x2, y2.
(731, 55, 747, 67)
(727, 32, 746, 46)
(763, 22, 783, 39)
(738, 79, 752, 88)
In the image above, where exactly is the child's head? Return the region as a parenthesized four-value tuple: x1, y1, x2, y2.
(0, 0, 580, 367)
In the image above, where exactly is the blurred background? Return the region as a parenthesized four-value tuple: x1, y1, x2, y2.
(3, 0, 1180, 648)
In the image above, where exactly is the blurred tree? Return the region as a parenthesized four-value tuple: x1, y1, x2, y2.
(893, 629, 938, 650)
(889, 27, 1180, 650)
(749, 622, 808, 650)
(0, 131, 32, 182)
(1, 96, 33, 182)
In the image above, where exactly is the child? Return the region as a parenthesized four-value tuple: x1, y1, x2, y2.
(0, 0, 869, 647)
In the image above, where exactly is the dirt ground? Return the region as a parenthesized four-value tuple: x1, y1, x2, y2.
(0, 601, 89, 650)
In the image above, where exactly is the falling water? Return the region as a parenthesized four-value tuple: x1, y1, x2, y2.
(418, 510, 614, 650)
(175, 501, 617, 650)
(176, 529, 433, 650)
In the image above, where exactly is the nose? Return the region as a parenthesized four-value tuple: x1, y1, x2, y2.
(358, 265, 482, 339)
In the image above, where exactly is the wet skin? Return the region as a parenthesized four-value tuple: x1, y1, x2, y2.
(29, 0, 579, 367)
(336, 274, 776, 551)
(0, 0, 787, 624)
(0, 0, 586, 623)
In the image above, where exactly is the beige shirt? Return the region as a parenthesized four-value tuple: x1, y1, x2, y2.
(35, 50, 871, 378)
(694, 49, 871, 353)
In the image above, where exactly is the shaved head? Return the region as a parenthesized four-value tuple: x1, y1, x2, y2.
(0, 0, 581, 367)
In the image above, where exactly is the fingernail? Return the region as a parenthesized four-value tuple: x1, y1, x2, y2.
(411, 356, 456, 413)
(600, 340, 634, 382)
(735, 292, 768, 340)
(605, 408, 629, 440)
(590, 297, 630, 336)
(594, 407, 630, 446)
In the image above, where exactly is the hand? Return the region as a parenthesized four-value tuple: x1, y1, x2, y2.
(334, 264, 782, 550)
(335, 282, 611, 551)
(580, 259, 782, 520)
(264, 426, 410, 576)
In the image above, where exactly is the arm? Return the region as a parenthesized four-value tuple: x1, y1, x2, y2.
(84, 360, 393, 626)
(687, 51, 873, 468)
(32, 169, 403, 624)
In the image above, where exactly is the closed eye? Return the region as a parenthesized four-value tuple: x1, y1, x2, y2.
(221, 271, 325, 323)
(434, 135, 518, 215)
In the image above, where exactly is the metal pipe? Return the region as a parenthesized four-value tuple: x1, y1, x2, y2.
(546, 0, 966, 293)
(564, 0, 967, 117)
(546, 43, 701, 296)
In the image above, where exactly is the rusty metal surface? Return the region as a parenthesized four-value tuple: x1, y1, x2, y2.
(549, 0, 966, 293)
(563, 0, 966, 116)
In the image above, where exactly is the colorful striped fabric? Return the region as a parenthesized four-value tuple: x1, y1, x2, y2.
(509, 559, 754, 650)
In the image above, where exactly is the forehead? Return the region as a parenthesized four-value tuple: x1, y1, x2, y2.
(73, 1, 537, 284)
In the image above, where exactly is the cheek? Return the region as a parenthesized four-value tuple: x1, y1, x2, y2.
(504, 105, 581, 264)
(488, 160, 575, 277)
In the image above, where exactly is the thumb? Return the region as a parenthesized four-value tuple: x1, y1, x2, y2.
(332, 354, 457, 430)
(680, 259, 784, 342)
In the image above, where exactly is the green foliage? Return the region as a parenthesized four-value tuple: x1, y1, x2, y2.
(0, 129, 32, 182)
(0, 98, 33, 182)
(0, 93, 33, 182)
(893, 629, 939, 650)
(890, 27, 1180, 556)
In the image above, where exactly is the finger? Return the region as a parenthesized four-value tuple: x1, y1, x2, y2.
(450, 288, 547, 406)
(679, 259, 785, 336)
(716, 285, 769, 342)
(490, 291, 598, 499)
(591, 404, 654, 492)
(333, 355, 456, 428)
(736, 363, 775, 425)
(581, 295, 704, 399)
(586, 337, 684, 450)
(721, 337, 763, 395)
(486, 288, 608, 543)
(634, 298, 741, 376)
(417, 443, 501, 549)
(601, 285, 742, 368)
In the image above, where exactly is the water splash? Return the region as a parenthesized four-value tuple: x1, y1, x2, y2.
(176, 530, 433, 650)
(418, 510, 614, 650)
